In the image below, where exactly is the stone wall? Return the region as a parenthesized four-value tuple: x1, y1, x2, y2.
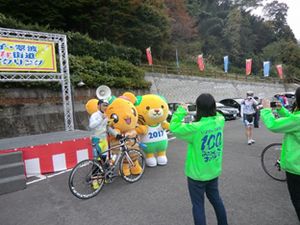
(145, 72, 299, 103)
(1, 73, 299, 138)
(0, 87, 146, 138)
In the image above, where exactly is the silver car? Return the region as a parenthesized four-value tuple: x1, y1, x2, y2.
(216, 102, 239, 120)
(167, 103, 196, 123)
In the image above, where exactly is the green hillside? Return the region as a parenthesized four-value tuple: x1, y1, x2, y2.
(0, 0, 300, 88)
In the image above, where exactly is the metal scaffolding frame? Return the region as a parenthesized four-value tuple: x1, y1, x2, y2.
(0, 27, 74, 131)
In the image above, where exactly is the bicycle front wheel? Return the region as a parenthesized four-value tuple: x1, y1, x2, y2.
(261, 143, 286, 182)
(120, 149, 146, 183)
(68, 159, 105, 199)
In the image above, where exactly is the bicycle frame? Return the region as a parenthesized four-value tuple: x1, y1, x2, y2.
(97, 137, 137, 179)
(69, 136, 146, 199)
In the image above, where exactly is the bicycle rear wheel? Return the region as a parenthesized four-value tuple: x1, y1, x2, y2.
(261, 143, 286, 182)
(120, 149, 145, 183)
(68, 159, 105, 199)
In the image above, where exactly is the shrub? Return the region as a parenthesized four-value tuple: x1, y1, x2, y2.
(67, 32, 142, 65)
(69, 55, 150, 89)
(0, 13, 147, 90)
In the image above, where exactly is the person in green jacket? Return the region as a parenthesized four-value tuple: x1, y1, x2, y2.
(170, 93, 228, 225)
(261, 87, 300, 222)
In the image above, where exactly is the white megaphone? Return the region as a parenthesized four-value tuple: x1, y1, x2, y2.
(96, 85, 111, 101)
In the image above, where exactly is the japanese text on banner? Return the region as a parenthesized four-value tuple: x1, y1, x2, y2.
(0, 37, 57, 72)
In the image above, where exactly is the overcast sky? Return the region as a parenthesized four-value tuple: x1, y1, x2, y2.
(281, 0, 300, 40)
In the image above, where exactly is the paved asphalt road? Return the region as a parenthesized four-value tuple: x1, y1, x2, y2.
(0, 120, 299, 225)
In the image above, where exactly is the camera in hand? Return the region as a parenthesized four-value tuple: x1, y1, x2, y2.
(270, 102, 278, 108)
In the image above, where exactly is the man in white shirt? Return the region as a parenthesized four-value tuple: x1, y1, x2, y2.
(89, 99, 123, 190)
(241, 91, 258, 145)
(89, 99, 121, 160)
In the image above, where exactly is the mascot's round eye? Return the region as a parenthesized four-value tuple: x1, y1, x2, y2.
(146, 106, 150, 110)
(161, 105, 164, 109)
(131, 108, 137, 117)
(110, 114, 119, 123)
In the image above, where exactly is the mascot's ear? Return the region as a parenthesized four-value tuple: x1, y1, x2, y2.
(122, 92, 137, 104)
(134, 96, 142, 106)
(85, 98, 99, 115)
(86, 96, 116, 115)
(108, 95, 116, 104)
(158, 95, 168, 104)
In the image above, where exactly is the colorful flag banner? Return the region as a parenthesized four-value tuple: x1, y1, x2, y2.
(0, 37, 57, 72)
(263, 61, 270, 77)
(276, 64, 283, 79)
(176, 48, 179, 68)
(146, 47, 152, 65)
(197, 54, 205, 71)
(246, 58, 252, 76)
(224, 56, 229, 73)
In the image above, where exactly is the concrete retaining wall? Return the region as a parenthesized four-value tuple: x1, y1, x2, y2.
(145, 72, 298, 103)
(0, 88, 146, 138)
(1, 73, 299, 138)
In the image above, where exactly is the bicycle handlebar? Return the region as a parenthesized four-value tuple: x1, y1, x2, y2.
(119, 135, 137, 147)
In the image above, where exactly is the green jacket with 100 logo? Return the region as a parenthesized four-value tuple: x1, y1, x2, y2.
(261, 107, 300, 175)
(170, 106, 225, 181)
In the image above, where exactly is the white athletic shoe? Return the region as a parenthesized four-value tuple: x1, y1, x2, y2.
(248, 140, 252, 145)
(251, 139, 255, 144)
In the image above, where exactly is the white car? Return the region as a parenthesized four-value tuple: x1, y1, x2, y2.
(167, 103, 196, 123)
(185, 104, 196, 123)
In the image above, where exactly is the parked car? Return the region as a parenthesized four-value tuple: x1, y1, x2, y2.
(216, 102, 239, 120)
(274, 92, 295, 99)
(167, 102, 196, 123)
(274, 92, 295, 111)
(168, 102, 238, 122)
(167, 103, 179, 122)
(186, 103, 196, 122)
(219, 98, 244, 116)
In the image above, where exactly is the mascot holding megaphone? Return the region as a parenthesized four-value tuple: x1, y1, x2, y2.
(85, 86, 143, 178)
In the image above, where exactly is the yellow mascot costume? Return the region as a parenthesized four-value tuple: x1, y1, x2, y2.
(85, 92, 142, 176)
(133, 94, 170, 167)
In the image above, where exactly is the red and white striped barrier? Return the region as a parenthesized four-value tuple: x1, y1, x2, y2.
(0, 137, 92, 177)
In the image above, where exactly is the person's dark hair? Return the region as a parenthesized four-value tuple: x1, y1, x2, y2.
(98, 99, 108, 106)
(295, 87, 300, 111)
(98, 99, 104, 105)
(194, 93, 216, 122)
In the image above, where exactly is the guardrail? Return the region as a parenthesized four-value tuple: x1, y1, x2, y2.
(288, 77, 300, 84)
(140, 64, 283, 84)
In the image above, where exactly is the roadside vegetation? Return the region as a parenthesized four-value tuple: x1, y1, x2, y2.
(0, 0, 300, 89)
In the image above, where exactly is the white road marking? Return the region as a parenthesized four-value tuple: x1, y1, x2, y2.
(26, 175, 46, 185)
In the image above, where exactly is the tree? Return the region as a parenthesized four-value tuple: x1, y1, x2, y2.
(222, 8, 242, 65)
(0, 0, 171, 56)
(229, 0, 263, 10)
(164, 0, 196, 42)
(263, 1, 296, 42)
(248, 16, 275, 53)
(261, 40, 300, 78)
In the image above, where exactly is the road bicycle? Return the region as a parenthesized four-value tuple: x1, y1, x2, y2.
(68, 136, 146, 199)
(261, 143, 286, 182)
